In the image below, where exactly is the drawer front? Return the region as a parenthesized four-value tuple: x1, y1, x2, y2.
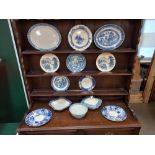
(19, 127, 140, 135)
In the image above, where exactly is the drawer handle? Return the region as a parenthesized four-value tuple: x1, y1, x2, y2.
(105, 132, 114, 135)
(76, 130, 86, 135)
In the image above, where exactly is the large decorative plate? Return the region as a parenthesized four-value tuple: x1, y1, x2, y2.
(94, 24, 125, 50)
(25, 108, 52, 127)
(79, 76, 96, 91)
(51, 76, 70, 91)
(101, 105, 127, 122)
(27, 23, 61, 51)
(96, 53, 116, 72)
(66, 54, 86, 72)
(81, 96, 102, 110)
(49, 97, 72, 111)
(68, 25, 92, 51)
(40, 53, 60, 73)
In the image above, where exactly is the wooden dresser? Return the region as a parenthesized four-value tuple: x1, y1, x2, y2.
(11, 19, 142, 135)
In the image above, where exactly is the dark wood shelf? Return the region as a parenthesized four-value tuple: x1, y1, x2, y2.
(30, 89, 128, 97)
(26, 70, 132, 77)
(17, 100, 141, 134)
(22, 48, 136, 55)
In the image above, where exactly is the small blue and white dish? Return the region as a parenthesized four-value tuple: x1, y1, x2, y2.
(66, 54, 86, 73)
(94, 24, 125, 50)
(40, 53, 60, 73)
(101, 105, 127, 122)
(49, 97, 72, 111)
(96, 53, 116, 72)
(25, 108, 52, 127)
(68, 25, 92, 51)
(81, 96, 102, 110)
(79, 76, 96, 91)
(27, 23, 61, 51)
(51, 76, 70, 91)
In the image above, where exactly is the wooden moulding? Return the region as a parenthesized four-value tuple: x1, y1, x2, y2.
(143, 51, 155, 103)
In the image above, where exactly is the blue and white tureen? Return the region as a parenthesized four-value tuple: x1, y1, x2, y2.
(68, 25, 92, 51)
(101, 105, 127, 122)
(27, 23, 61, 51)
(51, 76, 70, 91)
(66, 54, 86, 73)
(94, 24, 125, 50)
(25, 108, 52, 127)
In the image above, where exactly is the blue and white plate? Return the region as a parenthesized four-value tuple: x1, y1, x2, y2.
(79, 76, 96, 91)
(51, 76, 70, 91)
(27, 23, 61, 51)
(68, 25, 92, 51)
(66, 54, 86, 72)
(96, 53, 116, 72)
(94, 24, 125, 50)
(40, 53, 60, 73)
(25, 108, 52, 127)
(49, 97, 72, 111)
(101, 105, 127, 122)
(81, 96, 102, 110)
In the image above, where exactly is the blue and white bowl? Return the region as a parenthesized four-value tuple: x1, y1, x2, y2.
(101, 105, 127, 122)
(51, 76, 70, 91)
(27, 23, 61, 51)
(79, 76, 96, 91)
(94, 24, 125, 50)
(68, 25, 92, 51)
(25, 108, 52, 127)
(81, 96, 102, 110)
(66, 54, 86, 73)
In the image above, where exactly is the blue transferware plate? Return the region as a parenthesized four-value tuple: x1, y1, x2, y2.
(66, 54, 86, 73)
(51, 76, 70, 91)
(79, 76, 96, 91)
(49, 97, 72, 111)
(27, 23, 61, 51)
(101, 105, 127, 122)
(94, 24, 125, 50)
(96, 53, 116, 72)
(40, 53, 60, 73)
(81, 96, 102, 110)
(25, 108, 52, 127)
(68, 25, 92, 51)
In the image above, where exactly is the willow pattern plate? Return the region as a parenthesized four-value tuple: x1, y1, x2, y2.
(96, 53, 116, 72)
(25, 108, 52, 127)
(79, 76, 96, 91)
(49, 97, 72, 111)
(27, 23, 61, 51)
(94, 24, 125, 50)
(101, 105, 127, 122)
(68, 25, 92, 51)
(66, 54, 86, 72)
(51, 76, 70, 91)
(40, 53, 60, 73)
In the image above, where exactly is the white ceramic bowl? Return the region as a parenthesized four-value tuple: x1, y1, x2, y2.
(69, 103, 88, 119)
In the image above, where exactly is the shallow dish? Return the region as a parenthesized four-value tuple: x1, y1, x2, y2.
(101, 105, 127, 122)
(68, 25, 92, 51)
(66, 54, 86, 72)
(40, 53, 60, 73)
(96, 53, 116, 72)
(25, 108, 52, 127)
(81, 96, 102, 110)
(51, 76, 70, 91)
(79, 76, 96, 91)
(69, 103, 88, 119)
(27, 23, 61, 51)
(49, 97, 72, 111)
(94, 24, 125, 50)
